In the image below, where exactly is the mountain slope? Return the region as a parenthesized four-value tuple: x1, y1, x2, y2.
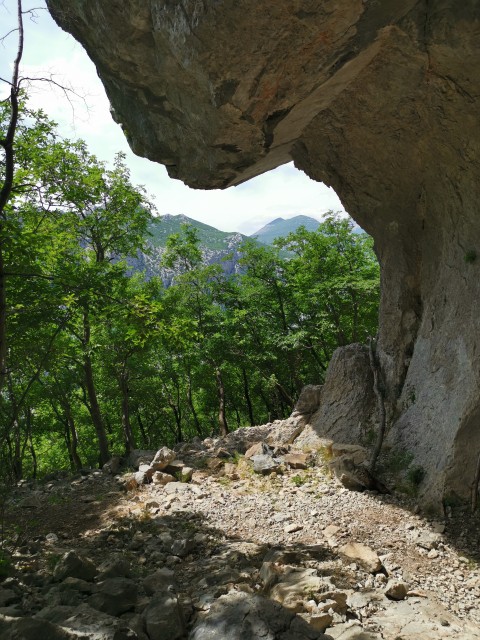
(250, 215, 321, 245)
(148, 214, 248, 250)
(128, 214, 249, 285)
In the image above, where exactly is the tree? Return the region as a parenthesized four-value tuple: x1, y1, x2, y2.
(47, 144, 153, 464)
(0, 0, 25, 392)
(162, 225, 231, 436)
(1, 91, 155, 471)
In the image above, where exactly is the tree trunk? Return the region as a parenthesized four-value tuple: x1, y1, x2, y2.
(12, 419, 22, 481)
(66, 406, 83, 471)
(215, 367, 228, 437)
(187, 369, 202, 436)
(82, 310, 109, 466)
(0, 0, 24, 394)
(0, 248, 7, 394)
(241, 367, 255, 426)
(119, 366, 135, 454)
(136, 410, 149, 447)
(26, 408, 37, 479)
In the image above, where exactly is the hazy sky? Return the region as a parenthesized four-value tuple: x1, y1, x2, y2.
(0, 0, 346, 234)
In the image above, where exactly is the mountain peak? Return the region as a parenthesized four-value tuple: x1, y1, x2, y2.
(250, 215, 321, 245)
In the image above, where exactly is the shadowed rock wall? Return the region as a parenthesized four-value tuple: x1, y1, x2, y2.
(46, 0, 480, 507)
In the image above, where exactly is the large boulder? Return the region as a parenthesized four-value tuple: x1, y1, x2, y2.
(46, 0, 480, 507)
(189, 591, 325, 640)
(308, 344, 376, 446)
(291, 385, 323, 424)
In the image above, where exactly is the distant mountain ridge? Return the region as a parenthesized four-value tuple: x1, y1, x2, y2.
(127, 214, 249, 285)
(127, 213, 336, 285)
(250, 215, 321, 245)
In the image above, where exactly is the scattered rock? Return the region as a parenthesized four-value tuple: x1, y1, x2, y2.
(223, 462, 240, 480)
(3, 421, 479, 640)
(385, 579, 408, 600)
(103, 456, 122, 475)
(142, 592, 185, 640)
(150, 447, 176, 471)
(270, 569, 333, 612)
(189, 591, 323, 640)
(330, 457, 389, 494)
(143, 568, 176, 596)
(283, 453, 309, 469)
(152, 471, 176, 485)
(339, 543, 383, 573)
(134, 471, 148, 486)
(251, 454, 282, 475)
(284, 523, 303, 534)
(45, 533, 59, 544)
(97, 556, 132, 580)
(245, 442, 264, 459)
(323, 525, 341, 539)
(0, 617, 77, 640)
(88, 577, 138, 616)
(128, 449, 156, 470)
(0, 588, 19, 607)
(53, 551, 97, 582)
(415, 531, 442, 550)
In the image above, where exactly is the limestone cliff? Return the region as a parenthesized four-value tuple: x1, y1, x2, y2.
(46, 0, 480, 508)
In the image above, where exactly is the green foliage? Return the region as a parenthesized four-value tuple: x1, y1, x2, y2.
(0, 550, 12, 580)
(385, 450, 414, 474)
(464, 249, 477, 264)
(407, 466, 426, 487)
(228, 451, 243, 465)
(0, 97, 380, 480)
(291, 474, 307, 486)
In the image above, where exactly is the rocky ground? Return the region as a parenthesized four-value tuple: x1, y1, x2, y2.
(1, 420, 480, 640)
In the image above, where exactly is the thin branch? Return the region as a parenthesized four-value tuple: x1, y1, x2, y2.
(18, 75, 85, 101)
(0, 28, 19, 45)
(18, 74, 89, 123)
(22, 7, 46, 16)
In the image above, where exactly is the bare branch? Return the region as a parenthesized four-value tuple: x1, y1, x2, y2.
(0, 27, 19, 45)
(18, 73, 89, 123)
(22, 7, 46, 16)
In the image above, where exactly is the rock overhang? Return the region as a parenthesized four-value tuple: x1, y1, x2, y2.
(46, 0, 430, 191)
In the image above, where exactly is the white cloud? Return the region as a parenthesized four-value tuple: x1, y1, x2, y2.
(1, 0, 346, 234)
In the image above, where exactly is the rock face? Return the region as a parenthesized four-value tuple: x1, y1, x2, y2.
(308, 344, 376, 445)
(46, 0, 480, 506)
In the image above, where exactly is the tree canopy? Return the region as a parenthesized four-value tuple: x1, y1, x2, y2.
(0, 100, 380, 481)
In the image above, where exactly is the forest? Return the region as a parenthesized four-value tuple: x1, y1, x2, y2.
(0, 101, 380, 481)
